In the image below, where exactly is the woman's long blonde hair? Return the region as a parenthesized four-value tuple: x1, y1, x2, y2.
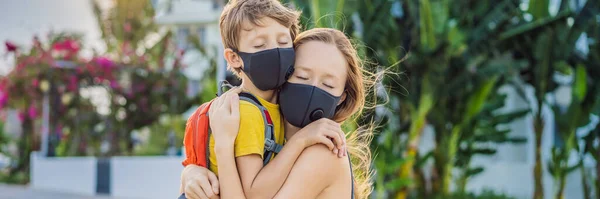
(294, 28, 376, 199)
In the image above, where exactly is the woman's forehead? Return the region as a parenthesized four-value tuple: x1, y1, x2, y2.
(295, 41, 347, 78)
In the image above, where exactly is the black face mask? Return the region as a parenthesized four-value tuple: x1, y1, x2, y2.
(279, 82, 342, 128)
(236, 48, 295, 91)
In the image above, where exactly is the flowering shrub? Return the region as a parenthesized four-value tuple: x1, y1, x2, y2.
(0, 31, 202, 182)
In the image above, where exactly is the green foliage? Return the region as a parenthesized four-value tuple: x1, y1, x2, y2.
(133, 115, 186, 156)
(288, 0, 600, 198)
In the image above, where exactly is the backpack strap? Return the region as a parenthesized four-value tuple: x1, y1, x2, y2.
(238, 92, 282, 165)
(348, 153, 355, 199)
(198, 102, 213, 170)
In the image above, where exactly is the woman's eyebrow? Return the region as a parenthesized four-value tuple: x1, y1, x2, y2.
(294, 65, 312, 72)
(324, 72, 339, 80)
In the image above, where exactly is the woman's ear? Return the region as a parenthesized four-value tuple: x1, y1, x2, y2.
(224, 48, 242, 71)
(337, 91, 347, 106)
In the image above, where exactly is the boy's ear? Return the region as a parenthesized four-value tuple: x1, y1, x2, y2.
(224, 48, 243, 71)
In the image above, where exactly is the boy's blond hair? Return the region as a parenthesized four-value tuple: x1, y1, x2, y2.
(220, 0, 301, 73)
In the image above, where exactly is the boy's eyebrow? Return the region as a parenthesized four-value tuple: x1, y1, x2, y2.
(276, 32, 291, 39)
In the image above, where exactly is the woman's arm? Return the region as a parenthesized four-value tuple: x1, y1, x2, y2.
(180, 164, 220, 199)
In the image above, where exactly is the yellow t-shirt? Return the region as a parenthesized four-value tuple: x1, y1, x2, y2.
(208, 95, 285, 175)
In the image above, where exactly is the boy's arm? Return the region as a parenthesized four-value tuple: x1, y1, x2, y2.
(214, 141, 246, 199)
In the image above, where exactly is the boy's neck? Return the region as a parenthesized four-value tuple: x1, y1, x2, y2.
(240, 80, 277, 103)
(284, 122, 300, 140)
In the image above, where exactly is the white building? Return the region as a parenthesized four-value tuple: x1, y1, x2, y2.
(153, 0, 228, 97)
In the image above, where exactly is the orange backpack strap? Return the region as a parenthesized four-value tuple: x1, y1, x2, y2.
(182, 100, 214, 168)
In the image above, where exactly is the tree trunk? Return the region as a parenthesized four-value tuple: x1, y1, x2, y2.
(581, 159, 591, 199)
(533, 114, 545, 199)
(556, 172, 566, 199)
(441, 127, 461, 195)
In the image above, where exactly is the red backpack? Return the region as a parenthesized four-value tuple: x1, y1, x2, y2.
(181, 92, 283, 169)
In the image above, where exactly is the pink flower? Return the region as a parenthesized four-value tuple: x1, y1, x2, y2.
(17, 111, 25, 122)
(109, 80, 119, 89)
(53, 39, 79, 52)
(52, 39, 80, 59)
(28, 106, 38, 119)
(95, 57, 115, 69)
(32, 79, 39, 87)
(68, 75, 78, 91)
(0, 91, 8, 109)
(5, 41, 17, 52)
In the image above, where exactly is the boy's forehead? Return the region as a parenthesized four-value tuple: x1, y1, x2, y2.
(241, 18, 266, 31)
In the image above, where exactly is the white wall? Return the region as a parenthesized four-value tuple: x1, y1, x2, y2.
(110, 156, 182, 199)
(30, 152, 97, 196)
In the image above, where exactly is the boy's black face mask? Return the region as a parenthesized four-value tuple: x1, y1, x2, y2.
(236, 48, 296, 91)
(278, 82, 341, 128)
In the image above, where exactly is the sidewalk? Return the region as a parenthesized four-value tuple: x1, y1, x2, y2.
(0, 184, 127, 199)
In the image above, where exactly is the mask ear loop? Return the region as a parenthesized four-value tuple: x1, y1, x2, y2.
(217, 80, 234, 97)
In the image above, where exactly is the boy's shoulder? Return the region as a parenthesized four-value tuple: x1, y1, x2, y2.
(238, 100, 264, 121)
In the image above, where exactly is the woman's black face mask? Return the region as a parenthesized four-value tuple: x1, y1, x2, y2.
(278, 82, 341, 128)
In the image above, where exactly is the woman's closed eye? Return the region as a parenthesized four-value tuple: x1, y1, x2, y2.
(253, 44, 265, 49)
(296, 75, 309, 80)
(323, 83, 334, 89)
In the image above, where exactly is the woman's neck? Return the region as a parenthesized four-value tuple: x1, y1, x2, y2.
(240, 80, 276, 103)
(284, 122, 301, 140)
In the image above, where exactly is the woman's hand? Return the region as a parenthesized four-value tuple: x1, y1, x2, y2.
(288, 118, 347, 157)
(208, 87, 242, 146)
(181, 164, 220, 199)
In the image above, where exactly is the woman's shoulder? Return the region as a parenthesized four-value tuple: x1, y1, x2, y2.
(298, 144, 352, 172)
(295, 144, 353, 196)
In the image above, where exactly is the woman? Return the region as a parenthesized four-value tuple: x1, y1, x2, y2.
(183, 28, 374, 199)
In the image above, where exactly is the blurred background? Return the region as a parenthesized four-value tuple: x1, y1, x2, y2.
(0, 0, 598, 199)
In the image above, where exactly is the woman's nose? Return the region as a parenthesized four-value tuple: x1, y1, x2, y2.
(266, 41, 279, 50)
